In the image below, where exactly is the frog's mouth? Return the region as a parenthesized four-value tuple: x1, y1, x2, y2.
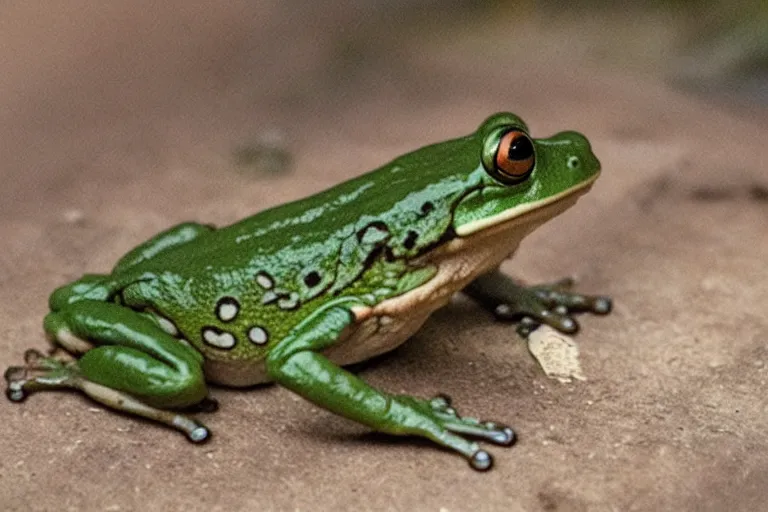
(453, 171, 600, 237)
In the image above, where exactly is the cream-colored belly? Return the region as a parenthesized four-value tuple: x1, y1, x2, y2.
(323, 240, 518, 366)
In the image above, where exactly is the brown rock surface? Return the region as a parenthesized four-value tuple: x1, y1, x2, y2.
(1, 3, 766, 511)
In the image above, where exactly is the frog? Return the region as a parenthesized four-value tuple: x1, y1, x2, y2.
(4, 112, 611, 471)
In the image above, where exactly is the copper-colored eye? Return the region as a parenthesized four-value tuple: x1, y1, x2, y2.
(495, 130, 535, 181)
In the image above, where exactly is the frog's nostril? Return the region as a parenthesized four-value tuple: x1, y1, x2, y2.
(567, 156, 581, 170)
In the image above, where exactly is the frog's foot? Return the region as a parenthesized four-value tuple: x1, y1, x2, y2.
(5, 349, 210, 444)
(496, 277, 611, 336)
(5, 349, 74, 402)
(378, 393, 515, 471)
(427, 394, 516, 469)
(465, 272, 611, 337)
(268, 301, 517, 470)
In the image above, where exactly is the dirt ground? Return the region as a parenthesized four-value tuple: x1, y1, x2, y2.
(1, 2, 767, 511)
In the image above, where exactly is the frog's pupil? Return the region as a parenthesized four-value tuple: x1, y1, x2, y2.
(508, 136, 533, 161)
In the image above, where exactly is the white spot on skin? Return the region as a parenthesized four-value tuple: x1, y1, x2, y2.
(202, 328, 236, 349)
(277, 292, 299, 310)
(156, 316, 179, 336)
(248, 326, 269, 345)
(256, 272, 274, 290)
(216, 299, 239, 322)
(261, 291, 278, 305)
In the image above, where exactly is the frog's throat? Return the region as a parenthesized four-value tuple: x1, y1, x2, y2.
(454, 171, 600, 237)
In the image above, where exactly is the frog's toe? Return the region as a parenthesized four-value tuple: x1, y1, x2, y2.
(5, 367, 29, 402)
(4, 365, 25, 384)
(430, 398, 517, 447)
(470, 449, 494, 471)
(187, 424, 211, 444)
(531, 285, 612, 316)
(541, 277, 576, 291)
(22, 349, 68, 370)
(443, 417, 517, 446)
(514, 316, 538, 337)
(496, 426, 516, 446)
(497, 303, 579, 335)
(6, 385, 27, 402)
(24, 348, 45, 365)
(429, 393, 453, 411)
(591, 296, 612, 315)
(3, 364, 50, 402)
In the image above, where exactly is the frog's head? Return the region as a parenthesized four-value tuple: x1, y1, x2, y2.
(453, 112, 601, 236)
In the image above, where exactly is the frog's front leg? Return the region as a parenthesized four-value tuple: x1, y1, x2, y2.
(464, 268, 612, 336)
(265, 300, 516, 471)
(5, 301, 211, 442)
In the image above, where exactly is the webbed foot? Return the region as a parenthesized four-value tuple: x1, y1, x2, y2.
(402, 394, 516, 471)
(4, 349, 75, 402)
(465, 272, 611, 337)
(496, 277, 611, 336)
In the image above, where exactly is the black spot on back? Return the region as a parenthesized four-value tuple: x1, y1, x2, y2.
(304, 271, 321, 288)
(403, 230, 419, 250)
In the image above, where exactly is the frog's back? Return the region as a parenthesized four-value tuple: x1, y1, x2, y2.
(115, 135, 481, 381)
(134, 133, 478, 275)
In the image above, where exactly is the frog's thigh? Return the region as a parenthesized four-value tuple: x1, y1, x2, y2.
(44, 301, 207, 409)
(45, 309, 178, 356)
(45, 323, 94, 355)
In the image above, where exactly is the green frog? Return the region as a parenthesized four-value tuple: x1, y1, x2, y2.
(5, 112, 610, 470)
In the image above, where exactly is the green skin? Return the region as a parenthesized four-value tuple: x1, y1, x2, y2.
(5, 112, 610, 471)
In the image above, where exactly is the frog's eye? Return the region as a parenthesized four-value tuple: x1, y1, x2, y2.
(494, 130, 535, 182)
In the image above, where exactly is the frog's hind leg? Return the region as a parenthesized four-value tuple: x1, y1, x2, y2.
(464, 268, 612, 336)
(266, 301, 516, 471)
(6, 301, 211, 442)
(5, 350, 209, 442)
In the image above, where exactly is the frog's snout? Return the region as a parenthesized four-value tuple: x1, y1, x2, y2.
(547, 131, 601, 175)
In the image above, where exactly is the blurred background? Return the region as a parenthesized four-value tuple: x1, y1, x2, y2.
(2, 3, 767, 511)
(0, 0, 765, 200)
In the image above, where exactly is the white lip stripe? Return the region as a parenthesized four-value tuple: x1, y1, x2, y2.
(455, 172, 599, 236)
